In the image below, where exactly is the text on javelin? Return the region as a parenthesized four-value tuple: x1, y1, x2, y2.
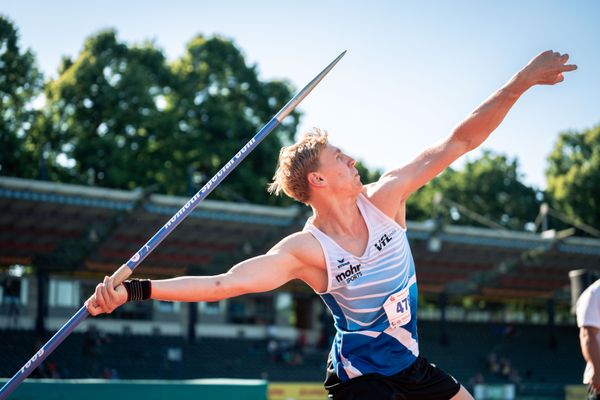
(163, 138, 256, 230)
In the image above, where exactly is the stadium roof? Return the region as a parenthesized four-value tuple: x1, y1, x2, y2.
(0, 176, 302, 278)
(1, 176, 599, 302)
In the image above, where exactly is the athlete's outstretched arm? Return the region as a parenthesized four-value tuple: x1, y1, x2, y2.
(86, 235, 305, 315)
(369, 50, 576, 215)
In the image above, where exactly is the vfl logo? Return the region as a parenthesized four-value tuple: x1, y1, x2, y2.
(374, 233, 393, 251)
(335, 263, 362, 284)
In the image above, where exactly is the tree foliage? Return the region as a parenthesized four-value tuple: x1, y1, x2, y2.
(356, 161, 382, 185)
(44, 31, 300, 204)
(0, 15, 43, 177)
(170, 35, 299, 203)
(407, 150, 541, 230)
(546, 125, 600, 229)
(1, 20, 549, 221)
(46, 30, 177, 189)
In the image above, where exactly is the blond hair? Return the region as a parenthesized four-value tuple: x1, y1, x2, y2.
(268, 127, 329, 204)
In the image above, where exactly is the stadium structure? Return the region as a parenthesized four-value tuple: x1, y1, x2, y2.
(1, 176, 599, 399)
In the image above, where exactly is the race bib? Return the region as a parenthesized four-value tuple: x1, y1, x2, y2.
(383, 287, 411, 329)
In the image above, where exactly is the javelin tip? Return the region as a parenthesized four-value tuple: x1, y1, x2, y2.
(332, 50, 347, 64)
(274, 50, 346, 122)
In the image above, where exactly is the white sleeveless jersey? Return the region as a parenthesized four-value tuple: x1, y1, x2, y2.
(304, 193, 419, 381)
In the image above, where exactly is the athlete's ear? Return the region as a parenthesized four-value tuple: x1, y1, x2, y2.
(308, 172, 326, 188)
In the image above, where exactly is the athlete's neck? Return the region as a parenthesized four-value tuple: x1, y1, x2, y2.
(310, 194, 364, 237)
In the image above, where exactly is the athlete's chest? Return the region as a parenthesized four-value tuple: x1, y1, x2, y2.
(302, 225, 408, 294)
(333, 225, 401, 260)
(327, 228, 370, 258)
(328, 225, 405, 287)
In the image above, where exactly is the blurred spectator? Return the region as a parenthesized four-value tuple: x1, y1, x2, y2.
(165, 346, 183, 378)
(1, 275, 21, 328)
(500, 357, 512, 379)
(46, 360, 61, 378)
(486, 352, 500, 374)
(102, 367, 120, 380)
(486, 351, 521, 384)
(267, 338, 279, 361)
(576, 278, 600, 400)
(508, 369, 521, 385)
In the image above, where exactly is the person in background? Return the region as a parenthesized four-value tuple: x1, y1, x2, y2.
(576, 278, 600, 400)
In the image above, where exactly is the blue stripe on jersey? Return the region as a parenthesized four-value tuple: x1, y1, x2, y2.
(321, 292, 349, 331)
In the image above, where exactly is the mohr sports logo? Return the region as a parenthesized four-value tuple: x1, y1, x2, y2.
(336, 263, 362, 284)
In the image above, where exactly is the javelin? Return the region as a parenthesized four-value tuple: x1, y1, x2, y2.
(0, 50, 346, 399)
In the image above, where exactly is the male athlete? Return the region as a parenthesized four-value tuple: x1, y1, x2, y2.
(87, 50, 576, 399)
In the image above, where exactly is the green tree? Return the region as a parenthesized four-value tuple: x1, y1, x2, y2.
(407, 150, 541, 230)
(47, 31, 303, 205)
(546, 125, 600, 230)
(356, 160, 382, 184)
(170, 35, 299, 204)
(0, 15, 43, 178)
(46, 30, 176, 189)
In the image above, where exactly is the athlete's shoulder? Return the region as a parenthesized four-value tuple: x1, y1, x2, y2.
(271, 231, 325, 266)
(277, 230, 319, 246)
(361, 181, 392, 205)
(269, 231, 328, 291)
(362, 184, 407, 227)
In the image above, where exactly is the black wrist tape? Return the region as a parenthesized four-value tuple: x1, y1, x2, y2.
(122, 279, 152, 301)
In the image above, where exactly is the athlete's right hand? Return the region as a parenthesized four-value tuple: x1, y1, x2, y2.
(85, 275, 128, 316)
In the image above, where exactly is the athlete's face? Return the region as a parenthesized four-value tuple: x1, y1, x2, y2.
(317, 144, 362, 192)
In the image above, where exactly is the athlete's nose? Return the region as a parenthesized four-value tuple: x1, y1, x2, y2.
(348, 156, 356, 167)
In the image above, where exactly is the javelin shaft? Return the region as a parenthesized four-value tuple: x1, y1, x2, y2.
(0, 50, 346, 399)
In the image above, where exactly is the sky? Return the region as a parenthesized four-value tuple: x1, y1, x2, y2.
(3, 0, 599, 190)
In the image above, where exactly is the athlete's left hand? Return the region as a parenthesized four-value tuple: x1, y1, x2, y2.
(518, 50, 577, 86)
